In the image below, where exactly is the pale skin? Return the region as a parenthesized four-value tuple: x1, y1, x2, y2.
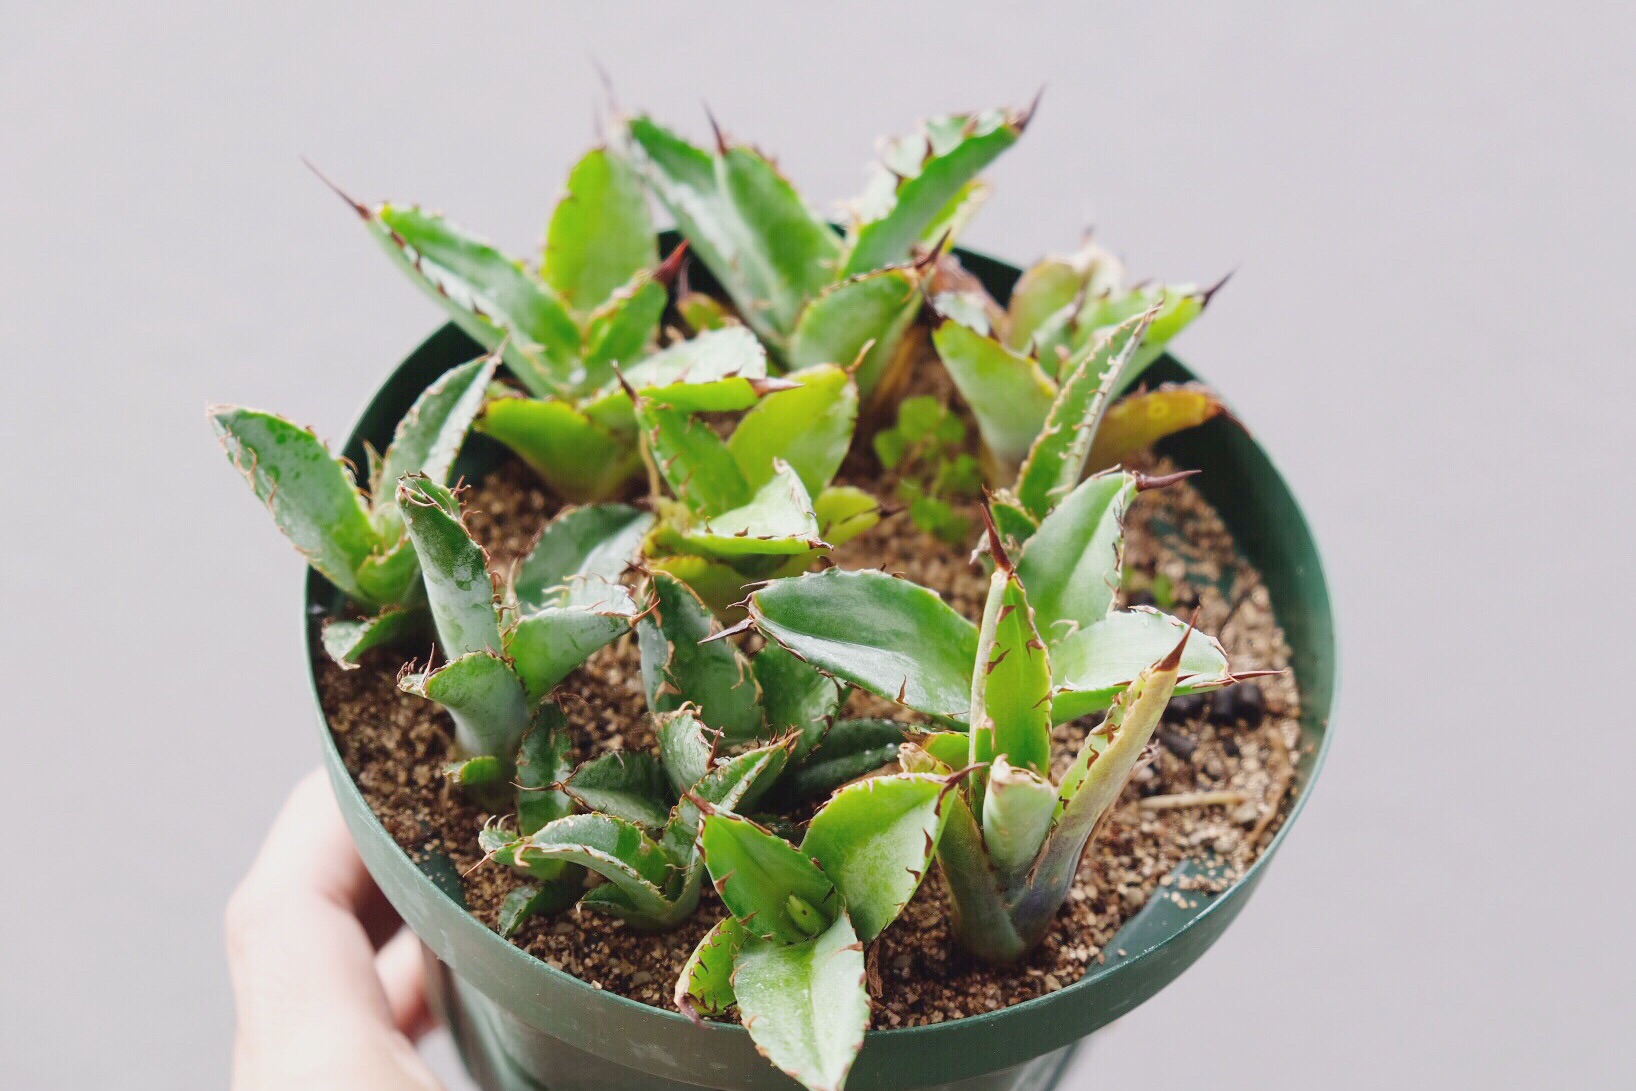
(226, 770, 445, 1091)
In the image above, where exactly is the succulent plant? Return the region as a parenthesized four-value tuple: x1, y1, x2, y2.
(394, 474, 648, 768)
(317, 149, 693, 502)
(618, 105, 1031, 404)
(931, 240, 1226, 487)
(675, 771, 959, 1091)
(872, 394, 984, 545)
(211, 352, 497, 664)
(481, 565, 920, 934)
(742, 476, 1271, 966)
(629, 351, 880, 612)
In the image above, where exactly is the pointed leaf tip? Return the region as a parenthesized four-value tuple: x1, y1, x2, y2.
(1132, 468, 1202, 492)
(1201, 268, 1236, 307)
(979, 502, 1013, 572)
(1158, 609, 1199, 672)
(655, 239, 691, 288)
(302, 157, 368, 217)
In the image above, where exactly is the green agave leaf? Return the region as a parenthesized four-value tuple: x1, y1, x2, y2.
(931, 319, 1058, 469)
(506, 598, 633, 705)
(1012, 309, 1152, 520)
(1049, 607, 1232, 722)
(727, 364, 858, 498)
(716, 144, 844, 342)
(811, 485, 881, 548)
(1020, 631, 1189, 943)
(699, 810, 838, 943)
(844, 107, 1026, 276)
(986, 492, 1038, 555)
(475, 394, 639, 503)
(655, 707, 718, 795)
(1078, 284, 1209, 394)
(443, 754, 505, 788)
(979, 757, 1057, 885)
(801, 772, 949, 941)
(496, 881, 581, 938)
(401, 650, 529, 761)
(620, 326, 777, 413)
(747, 568, 977, 721)
(352, 535, 422, 606)
(512, 503, 653, 614)
(674, 461, 827, 559)
(542, 147, 658, 317)
(917, 180, 989, 256)
(397, 475, 502, 659)
(320, 605, 425, 668)
(1014, 470, 1137, 646)
(647, 553, 750, 620)
(638, 401, 751, 516)
(1087, 383, 1226, 473)
(659, 739, 793, 872)
(368, 202, 579, 397)
(675, 915, 746, 1019)
(931, 287, 993, 335)
(637, 572, 764, 739)
(968, 562, 1052, 777)
(624, 118, 836, 351)
(375, 354, 499, 521)
(516, 705, 575, 835)
(518, 813, 675, 920)
(1004, 242, 1125, 355)
(211, 407, 378, 602)
(899, 741, 1026, 964)
(781, 718, 906, 803)
(733, 912, 869, 1091)
(677, 290, 734, 333)
(787, 267, 923, 399)
(754, 642, 841, 763)
(581, 275, 668, 389)
(902, 731, 970, 773)
(564, 750, 674, 828)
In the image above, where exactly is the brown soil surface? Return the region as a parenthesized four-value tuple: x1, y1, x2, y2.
(319, 452, 1304, 1025)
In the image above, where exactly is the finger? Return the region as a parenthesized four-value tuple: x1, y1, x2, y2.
(376, 928, 437, 1042)
(226, 771, 395, 1028)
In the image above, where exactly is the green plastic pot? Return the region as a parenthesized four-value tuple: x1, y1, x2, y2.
(308, 241, 1337, 1091)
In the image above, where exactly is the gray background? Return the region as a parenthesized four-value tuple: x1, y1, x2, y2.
(3, 2, 1632, 1087)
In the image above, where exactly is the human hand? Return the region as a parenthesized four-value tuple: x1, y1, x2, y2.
(227, 769, 444, 1091)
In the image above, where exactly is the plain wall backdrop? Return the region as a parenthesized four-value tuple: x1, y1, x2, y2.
(3, 3, 1632, 1087)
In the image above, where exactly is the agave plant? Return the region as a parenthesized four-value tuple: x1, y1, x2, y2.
(394, 473, 648, 769)
(481, 566, 919, 932)
(393, 464, 913, 934)
(931, 240, 1227, 489)
(618, 104, 1032, 405)
(674, 771, 959, 1091)
(317, 149, 691, 501)
(743, 476, 1271, 965)
(629, 353, 880, 612)
(210, 351, 496, 665)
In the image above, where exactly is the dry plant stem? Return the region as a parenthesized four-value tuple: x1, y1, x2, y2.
(1137, 790, 1250, 812)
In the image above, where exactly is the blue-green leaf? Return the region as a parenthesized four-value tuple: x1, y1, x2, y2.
(733, 912, 869, 1091)
(1049, 607, 1233, 722)
(211, 407, 378, 602)
(397, 475, 501, 659)
(542, 147, 658, 317)
(747, 568, 977, 720)
(1015, 470, 1137, 645)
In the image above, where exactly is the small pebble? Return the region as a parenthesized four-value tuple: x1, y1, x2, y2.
(1158, 726, 1197, 760)
(1164, 693, 1207, 723)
